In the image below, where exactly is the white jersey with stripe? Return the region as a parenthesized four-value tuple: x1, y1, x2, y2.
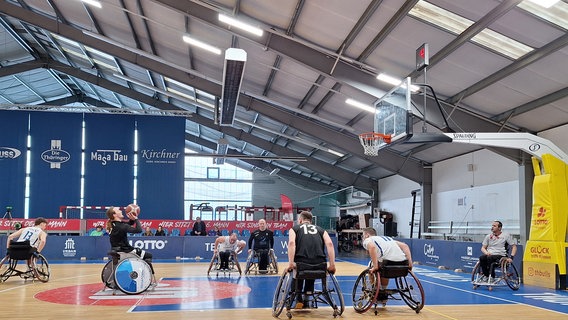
(362, 235, 406, 262)
(217, 236, 240, 252)
(16, 226, 44, 248)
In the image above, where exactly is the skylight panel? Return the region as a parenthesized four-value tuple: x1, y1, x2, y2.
(409, 1, 534, 59)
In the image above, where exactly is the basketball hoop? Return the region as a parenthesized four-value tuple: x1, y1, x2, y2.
(358, 132, 391, 156)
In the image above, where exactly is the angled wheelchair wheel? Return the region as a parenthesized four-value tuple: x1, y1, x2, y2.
(272, 269, 293, 318)
(101, 260, 116, 289)
(244, 251, 255, 275)
(327, 272, 345, 316)
(502, 260, 520, 290)
(0, 255, 11, 282)
(352, 268, 379, 313)
(232, 253, 242, 275)
(471, 261, 482, 289)
(207, 254, 218, 276)
(32, 254, 50, 283)
(270, 249, 279, 274)
(395, 270, 424, 313)
(341, 240, 354, 253)
(114, 257, 152, 295)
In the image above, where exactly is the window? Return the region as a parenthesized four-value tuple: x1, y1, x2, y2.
(184, 151, 252, 220)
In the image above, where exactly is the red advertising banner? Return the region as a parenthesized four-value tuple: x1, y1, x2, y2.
(86, 219, 293, 235)
(0, 218, 82, 231)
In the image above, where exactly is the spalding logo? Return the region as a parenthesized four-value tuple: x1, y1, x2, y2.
(0, 147, 22, 159)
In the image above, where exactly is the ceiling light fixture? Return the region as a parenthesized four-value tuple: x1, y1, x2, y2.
(527, 0, 560, 8)
(182, 35, 222, 55)
(345, 98, 375, 113)
(80, 0, 102, 8)
(219, 14, 264, 36)
(215, 138, 229, 165)
(220, 48, 247, 126)
(376, 73, 420, 92)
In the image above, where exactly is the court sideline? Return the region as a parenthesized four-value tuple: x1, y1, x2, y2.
(1, 250, 567, 320)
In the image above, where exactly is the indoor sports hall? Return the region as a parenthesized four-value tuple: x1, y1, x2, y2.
(1, 0, 568, 319)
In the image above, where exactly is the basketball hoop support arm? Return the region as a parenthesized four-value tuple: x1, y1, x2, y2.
(442, 132, 568, 163)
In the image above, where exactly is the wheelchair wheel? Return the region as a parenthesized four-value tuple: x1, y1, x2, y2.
(32, 254, 50, 283)
(230, 252, 242, 275)
(327, 272, 345, 316)
(101, 260, 116, 289)
(272, 269, 293, 318)
(270, 249, 279, 274)
(395, 270, 424, 313)
(352, 268, 379, 313)
(207, 254, 217, 276)
(502, 260, 520, 290)
(471, 261, 482, 289)
(0, 255, 11, 282)
(341, 240, 354, 253)
(114, 257, 153, 295)
(244, 251, 255, 275)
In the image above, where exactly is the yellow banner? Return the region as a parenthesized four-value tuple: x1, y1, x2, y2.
(523, 261, 557, 289)
(531, 175, 554, 241)
(523, 240, 566, 275)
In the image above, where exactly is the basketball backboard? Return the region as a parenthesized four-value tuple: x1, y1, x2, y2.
(374, 77, 413, 150)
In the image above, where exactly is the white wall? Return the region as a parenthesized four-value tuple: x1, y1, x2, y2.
(432, 181, 519, 222)
(378, 175, 420, 238)
(432, 149, 520, 222)
(378, 149, 521, 238)
(433, 149, 518, 193)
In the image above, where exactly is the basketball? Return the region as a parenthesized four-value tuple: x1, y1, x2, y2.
(125, 203, 140, 216)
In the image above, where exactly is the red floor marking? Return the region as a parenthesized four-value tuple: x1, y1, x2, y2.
(35, 280, 251, 306)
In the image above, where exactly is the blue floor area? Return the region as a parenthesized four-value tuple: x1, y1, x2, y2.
(131, 255, 568, 314)
(46, 253, 568, 314)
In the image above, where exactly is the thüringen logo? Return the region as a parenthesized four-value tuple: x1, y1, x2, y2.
(41, 140, 70, 169)
(0, 147, 22, 159)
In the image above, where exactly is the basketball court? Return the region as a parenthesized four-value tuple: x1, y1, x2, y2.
(1, 252, 567, 320)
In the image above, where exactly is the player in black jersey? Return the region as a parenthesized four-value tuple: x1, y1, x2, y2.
(287, 210, 336, 309)
(248, 219, 274, 273)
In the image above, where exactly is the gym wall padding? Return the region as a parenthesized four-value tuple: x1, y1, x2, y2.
(29, 112, 82, 218)
(83, 113, 135, 207)
(136, 116, 185, 219)
(0, 110, 28, 216)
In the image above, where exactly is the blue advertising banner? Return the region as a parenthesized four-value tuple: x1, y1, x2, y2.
(136, 116, 185, 219)
(0, 111, 28, 217)
(29, 112, 82, 218)
(29, 236, 334, 261)
(84, 114, 135, 206)
(410, 239, 523, 275)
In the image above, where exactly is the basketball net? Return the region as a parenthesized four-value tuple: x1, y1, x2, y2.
(358, 132, 391, 156)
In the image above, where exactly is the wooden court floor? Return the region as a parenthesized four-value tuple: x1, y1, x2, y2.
(1, 258, 567, 320)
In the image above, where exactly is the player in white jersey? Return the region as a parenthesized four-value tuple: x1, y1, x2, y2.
(479, 220, 517, 282)
(362, 227, 413, 301)
(214, 233, 246, 270)
(7, 217, 48, 256)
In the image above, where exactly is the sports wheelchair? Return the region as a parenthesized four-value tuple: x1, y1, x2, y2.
(101, 250, 154, 295)
(272, 262, 344, 319)
(352, 262, 424, 315)
(0, 240, 50, 283)
(207, 250, 242, 276)
(471, 256, 520, 291)
(244, 248, 278, 275)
